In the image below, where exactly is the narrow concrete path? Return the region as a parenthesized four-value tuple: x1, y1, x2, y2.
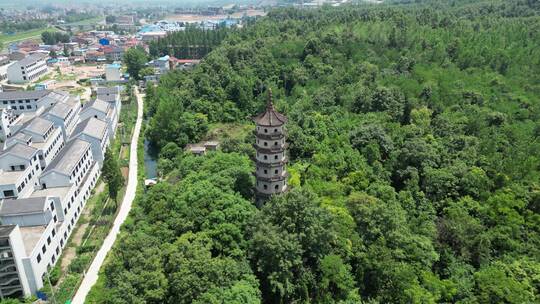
(71, 87, 144, 304)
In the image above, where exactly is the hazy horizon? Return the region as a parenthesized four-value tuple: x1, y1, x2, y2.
(0, 0, 263, 8)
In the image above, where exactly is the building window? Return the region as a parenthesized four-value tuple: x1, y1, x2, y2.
(264, 169, 267, 174)
(275, 169, 279, 174)
(275, 185, 279, 190)
(3, 190, 14, 197)
(42, 244, 46, 254)
(263, 185, 267, 190)
(37, 254, 41, 263)
(264, 128, 268, 133)
(47, 236, 51, 245)
(263, 155, 267, 160)
(50, 202, 55, 211)
(274, 155, 278, 160)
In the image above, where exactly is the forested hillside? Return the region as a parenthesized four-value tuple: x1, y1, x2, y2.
(94, 1, 540, 303)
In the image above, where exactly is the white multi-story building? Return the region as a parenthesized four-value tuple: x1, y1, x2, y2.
(0, 109, 20, 140)
(0, 87, 119, 299)
(7, 54, 49, 84)
(18, 117, 64, 169)
(0, 144, 41, 200)
(0, 225, 32, 298)
(105, 63, 121, 81)
(41, 96, 81, 141)
(80, 99, 118, 138)
(0, 196, 61, 294)
(0, 91, 51, 115)
(69, 117, 110, 165)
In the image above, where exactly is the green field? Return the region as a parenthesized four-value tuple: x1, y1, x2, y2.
(0, 27, 54, 45)
(64, 16, 104, 26)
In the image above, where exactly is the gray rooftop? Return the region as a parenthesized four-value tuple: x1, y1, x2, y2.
(72, 117, 108, 141)
(42, 139, 90, 176)
(11, 133, 32, 142)
(31, 186, 71, 202)
(38, 91, 70, 107)
(17, 53, 47, 67)
(0, 142, 37, 160)
(90, 99, 110, 114)
(0, 197, 47, 216)
(24, 117, 53, 136)
(20, 225, 46, 255)
(0, 90, 50, 101)
(0, 170, 24, 185)
(0, 225, 16, 237)
(96, 86, 121, 95)
(96, 94, 119, 103)
(46, 102, 71, 119)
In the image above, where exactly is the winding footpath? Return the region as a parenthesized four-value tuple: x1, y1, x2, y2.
(71, 87, 144, 304)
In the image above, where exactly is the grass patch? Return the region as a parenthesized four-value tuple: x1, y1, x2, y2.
(207, 122, 253, 141)
(0, 27, 53, 45)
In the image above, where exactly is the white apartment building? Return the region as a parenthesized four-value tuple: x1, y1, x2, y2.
(0, 109, 19, 140)
(7, 54, 49, 84)
(96, 86, 122, 113)
(0, 87, 118, 299)
(18, 118, 64, 169)
(41, 97, 81, 141)
(0, 91, 51, 115)
(0, 196, 61, 294)
(69, 117, 110, 165)
(0, 144, 41, 200)
(80, 99, 118, 138)
(0, 225, 32, 299)
(105, 63, 122, 81)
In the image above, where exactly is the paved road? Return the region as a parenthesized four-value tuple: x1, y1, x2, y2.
(71, 87, 144, 304)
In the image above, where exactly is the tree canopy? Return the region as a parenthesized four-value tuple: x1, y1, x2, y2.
(94, 1, 540, 303)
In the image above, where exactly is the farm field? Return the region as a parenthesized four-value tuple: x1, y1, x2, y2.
(0, 27, 53, 45)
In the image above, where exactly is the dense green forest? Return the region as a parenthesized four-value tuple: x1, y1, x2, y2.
(149, 26, 231, 59)
(94, 0, 540, 303)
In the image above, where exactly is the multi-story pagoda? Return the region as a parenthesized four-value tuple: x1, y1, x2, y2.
(253, 89, 288, 204)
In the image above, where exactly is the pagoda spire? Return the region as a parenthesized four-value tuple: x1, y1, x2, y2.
(266, 88, 274, 110)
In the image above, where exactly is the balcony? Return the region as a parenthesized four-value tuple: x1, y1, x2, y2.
(256, 133, 285, 140)
(255, 171, 288, 182)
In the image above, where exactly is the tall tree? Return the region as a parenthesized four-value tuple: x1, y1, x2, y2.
(123, 47, 148, 80)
